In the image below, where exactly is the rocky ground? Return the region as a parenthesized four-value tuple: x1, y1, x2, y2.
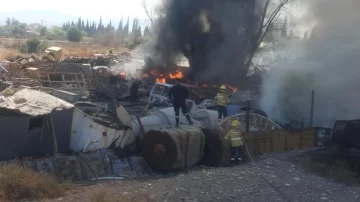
(45, 149, 360, 202)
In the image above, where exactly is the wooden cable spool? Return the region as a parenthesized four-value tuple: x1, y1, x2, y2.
(141, 125, 205, 173)
(201, 128, 231, 167)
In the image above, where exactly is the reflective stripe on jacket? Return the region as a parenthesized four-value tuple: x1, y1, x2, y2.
(215, 92, 229, 106)
(225, 128, 243, 147)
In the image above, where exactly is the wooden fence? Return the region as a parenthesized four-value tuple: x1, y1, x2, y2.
(243, 128, 316, 158)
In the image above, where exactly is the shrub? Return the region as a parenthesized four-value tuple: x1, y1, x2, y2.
(81, 31, 88, 37)
(0, 163, 67, 201)
(67, 26, 82, 42)
(26, 38, 41, 53)
(20, 39, 48, 53)
(38, 40, 49, 52)
(300, 156, 358, 185)
(19, 44, 28, 53)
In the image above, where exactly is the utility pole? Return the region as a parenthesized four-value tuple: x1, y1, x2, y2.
(246, 100, 250, 132)
(309, 90, 315, 127)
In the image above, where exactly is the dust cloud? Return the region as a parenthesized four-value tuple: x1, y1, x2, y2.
(260, 0, 360, 127)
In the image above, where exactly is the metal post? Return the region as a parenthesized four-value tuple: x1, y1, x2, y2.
(309, 90, 315, 127)
(301, 118, 304, 128)
(246, 100, 250, 132)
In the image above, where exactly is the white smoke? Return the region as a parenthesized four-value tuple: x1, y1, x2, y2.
(260, 0, 360, 127)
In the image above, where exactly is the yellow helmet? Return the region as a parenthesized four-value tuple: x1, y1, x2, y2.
(220, 85, 226, 90)
(232, 120, 240, 127)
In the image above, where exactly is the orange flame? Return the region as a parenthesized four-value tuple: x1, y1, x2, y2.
(120, 72, 126, 77)
(156, 74, 166, 83)
(202, 84, 208, 87)
(169, 70, 183, 79)
(156, 77, 166, 83)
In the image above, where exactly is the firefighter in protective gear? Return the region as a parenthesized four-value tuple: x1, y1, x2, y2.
(215, 85, 229, 120)
(224, 120, 244, 162)
(168, 78, 193, 127)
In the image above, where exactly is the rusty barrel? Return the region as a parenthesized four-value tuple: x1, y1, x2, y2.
(201, 128, 231, 167)
(141, 125, 205, 173)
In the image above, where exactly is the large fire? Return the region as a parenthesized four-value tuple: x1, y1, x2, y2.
(156, 74, 166, 83)
(169, 70, 183, 79)
(142, 68, 238, 92)
(151, 70, 184, 84)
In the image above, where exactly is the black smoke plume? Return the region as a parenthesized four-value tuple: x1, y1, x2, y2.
(148, 0, 265, 86)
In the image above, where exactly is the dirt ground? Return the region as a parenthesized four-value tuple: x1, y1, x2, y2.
(43, 149, 360, 202)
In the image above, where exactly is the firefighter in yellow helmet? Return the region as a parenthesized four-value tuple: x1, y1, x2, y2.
(224, 120, 244, 162)
(214, 85, 229, 120)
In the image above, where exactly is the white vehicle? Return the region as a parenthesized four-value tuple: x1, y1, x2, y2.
(148, 82, 173, 104)
(148, 82, 206, 105)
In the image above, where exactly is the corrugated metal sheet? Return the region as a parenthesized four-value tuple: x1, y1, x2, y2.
(70, 108, 131, 152)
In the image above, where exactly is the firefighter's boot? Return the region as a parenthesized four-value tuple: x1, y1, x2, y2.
(175, 117, 180, 127)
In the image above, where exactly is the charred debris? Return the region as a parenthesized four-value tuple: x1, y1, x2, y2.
(0, 44, 272, 180)
(0, 41, 347, 181)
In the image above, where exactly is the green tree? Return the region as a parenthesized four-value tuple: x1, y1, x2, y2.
(40, 26, 47, 36)
(77, 17, 82, 30)
(49, 26, 65, 36)
(6, 18, 11, 26)
(67, 26, 82, 42)
(98, 16, 103, 31)
(144, 26, 150, 37)
(85, 20, 90, 32)
(123, 17, 130, 37)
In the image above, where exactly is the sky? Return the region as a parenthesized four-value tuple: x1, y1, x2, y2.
(0, 0, 159, 25)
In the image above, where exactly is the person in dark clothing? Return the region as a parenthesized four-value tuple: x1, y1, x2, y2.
(130, 80, 139, 102)
(168, 79, 193, 127)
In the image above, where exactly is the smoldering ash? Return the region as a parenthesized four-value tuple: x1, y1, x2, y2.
(260, 0, 360, 127)
(148, 0, 265, 86)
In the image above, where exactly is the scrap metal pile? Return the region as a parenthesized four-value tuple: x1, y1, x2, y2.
(0, 49, 133, 92)
(62, 52, 132, 67)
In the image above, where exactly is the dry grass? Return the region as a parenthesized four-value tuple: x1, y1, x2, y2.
(0, 37, 128, 59)
(0, 163, 69, 201)
(0, 38, 23, 49)
(89, 189, 151, 202)
(0, 49, 20, 61)
(298, 149, 359, 185)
